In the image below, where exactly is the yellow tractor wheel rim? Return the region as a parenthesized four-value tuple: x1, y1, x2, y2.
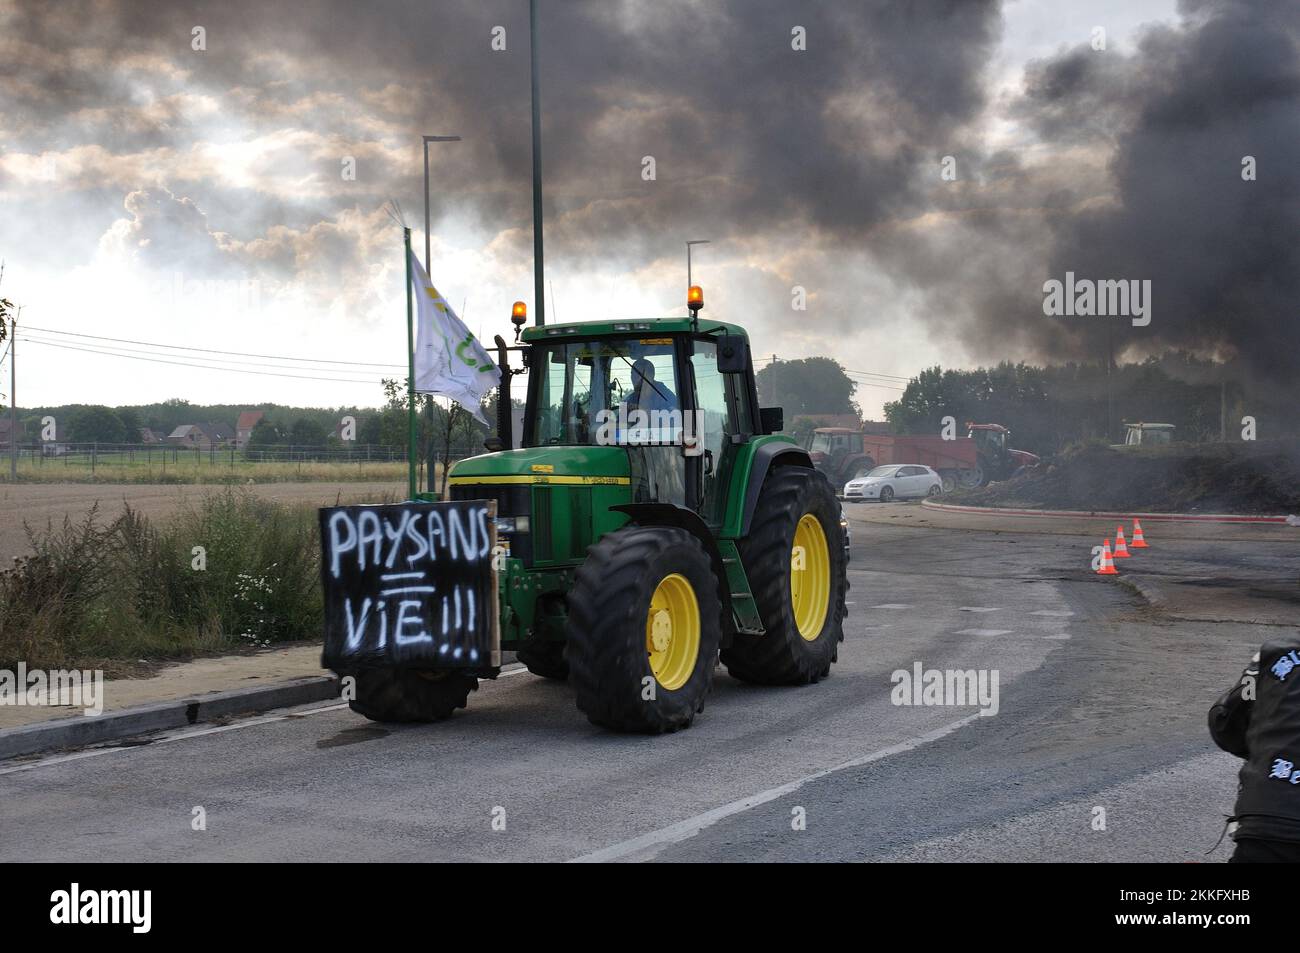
(791, 513, 831, 641)
(645, 573, 701, 691)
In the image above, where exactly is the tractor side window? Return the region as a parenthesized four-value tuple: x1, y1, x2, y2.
(691, 341, 727, 459)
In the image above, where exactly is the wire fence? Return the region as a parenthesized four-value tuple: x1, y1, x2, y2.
(0, 441, 480, 482)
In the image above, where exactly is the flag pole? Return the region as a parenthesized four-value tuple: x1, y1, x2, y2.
(404, 227, 418, 501)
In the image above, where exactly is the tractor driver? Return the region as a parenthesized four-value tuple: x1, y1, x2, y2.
(625, 358, 678, 414)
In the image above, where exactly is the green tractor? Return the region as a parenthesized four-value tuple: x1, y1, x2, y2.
(341, 292, 849, 733)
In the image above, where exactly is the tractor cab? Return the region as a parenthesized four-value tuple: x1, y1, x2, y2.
(967, 422, 1009, 455)
(966, 422, 1040, 478)
(808, 428, 863, 459)
(517, 316, 761, 524)
(451, 290, 771, 536)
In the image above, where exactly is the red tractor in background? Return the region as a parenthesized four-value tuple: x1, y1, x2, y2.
(964, 423, 1041, 486)
(808, 422, 1039, 493)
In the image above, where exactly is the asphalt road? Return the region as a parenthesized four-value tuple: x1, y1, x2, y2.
(0, 503, 1265, 862)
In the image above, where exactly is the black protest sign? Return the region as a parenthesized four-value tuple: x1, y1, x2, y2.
(319, 500, 499, 670)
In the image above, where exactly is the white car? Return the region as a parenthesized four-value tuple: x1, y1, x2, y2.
(843, 464, 943, 502)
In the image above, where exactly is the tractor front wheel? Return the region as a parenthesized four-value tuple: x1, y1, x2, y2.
(565, 525, 722, 733)
(347, 669, 478, 723)
(721, 467, 847, 685)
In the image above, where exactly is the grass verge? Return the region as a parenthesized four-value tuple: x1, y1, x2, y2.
(0, 489, 324, 675)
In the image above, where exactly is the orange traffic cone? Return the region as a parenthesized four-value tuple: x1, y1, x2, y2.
(1096, 539, 1118, 575)
(1130, 519, 1148, 548)
(1113, 526, 1131, 558)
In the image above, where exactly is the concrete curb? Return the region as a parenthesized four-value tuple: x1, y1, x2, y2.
(921, 499, 1296, 524)
(0, 675, 341, 762)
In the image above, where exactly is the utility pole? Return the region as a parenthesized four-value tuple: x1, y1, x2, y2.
(9, 306, 19, 481)
(530, 0, 545, 327)
(1220, 379, 1227, 443)
(1106, 321, 1114, 443)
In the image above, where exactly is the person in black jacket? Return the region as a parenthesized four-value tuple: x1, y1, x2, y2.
(1208, 636, 1300, 862)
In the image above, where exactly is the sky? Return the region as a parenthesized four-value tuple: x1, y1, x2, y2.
(1, 0, 1295, 419)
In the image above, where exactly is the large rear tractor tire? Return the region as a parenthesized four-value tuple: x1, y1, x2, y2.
(565, 525, 722, 733)
(721, 467, 848, 685)
(516, 640, 569, 680)
(347, 669, 478, 723)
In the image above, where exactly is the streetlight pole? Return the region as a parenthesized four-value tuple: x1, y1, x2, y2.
(686, 239, 710, 299)
(419, 135, 461, 498)
(422, 135, 462, 274)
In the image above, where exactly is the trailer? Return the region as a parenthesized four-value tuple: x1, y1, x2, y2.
(860, 434, 981, 492)
(810, 423, 1039, 492)
(809, 428, 980, 492)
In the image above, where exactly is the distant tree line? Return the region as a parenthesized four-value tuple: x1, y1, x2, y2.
(16, 352, 1280, 463)
(883, 353, 1291, 455)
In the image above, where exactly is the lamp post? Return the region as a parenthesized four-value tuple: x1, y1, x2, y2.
(422, 135, 462, 273)
(419, 135, 461, 497)
(686, 239, 710, 299)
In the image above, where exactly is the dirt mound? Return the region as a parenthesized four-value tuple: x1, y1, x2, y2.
(952, 440, 1300, 514)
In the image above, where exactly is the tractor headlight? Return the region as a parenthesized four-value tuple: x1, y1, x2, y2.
(493, 516, 530, 535)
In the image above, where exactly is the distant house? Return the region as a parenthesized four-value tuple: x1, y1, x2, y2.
(167, 423, 233, 448)
(166, 424, 205, 446)
(235, 410, 264, 449)
(201, 422, 235, 446)
(138, 427, 166, 444)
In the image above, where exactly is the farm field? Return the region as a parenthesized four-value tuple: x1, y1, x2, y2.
(2, 451, 411, 485)
(0, 481, 406, 564)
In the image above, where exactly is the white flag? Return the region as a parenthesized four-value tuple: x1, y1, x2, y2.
(409, 249, 499, 426)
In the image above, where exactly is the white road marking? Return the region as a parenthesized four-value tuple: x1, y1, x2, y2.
(958, 607, 1001, 613)
(871, 604, 913, 609)
(954, 629, 1012, 637)
(0, 665, 534, 776)
(569, 713, 981, 863)
(1030, 610, 1075, 617)
(1042, 634, 1072, 640)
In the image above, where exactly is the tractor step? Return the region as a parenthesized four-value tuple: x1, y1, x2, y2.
(717, 539, 765, 636)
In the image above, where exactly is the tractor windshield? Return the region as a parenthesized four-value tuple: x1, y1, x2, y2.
(528, 337, 682, 446)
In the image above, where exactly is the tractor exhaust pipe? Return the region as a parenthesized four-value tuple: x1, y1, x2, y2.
(493, 333, 513, 451)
